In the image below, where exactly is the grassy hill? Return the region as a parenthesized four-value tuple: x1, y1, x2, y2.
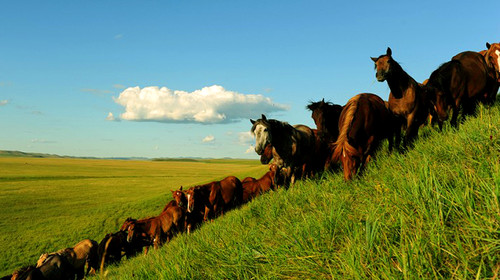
(92, 103, 499, 279)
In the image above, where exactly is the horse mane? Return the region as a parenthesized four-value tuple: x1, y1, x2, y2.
(332, 95, 362, 162)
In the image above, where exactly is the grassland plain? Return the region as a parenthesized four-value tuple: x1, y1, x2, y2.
(87, 103, 499, 280)
(0, 157, 267, 276)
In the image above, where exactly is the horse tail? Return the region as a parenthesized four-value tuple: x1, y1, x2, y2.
(100, 237, 113, 274)
(332, 95, 362, 163)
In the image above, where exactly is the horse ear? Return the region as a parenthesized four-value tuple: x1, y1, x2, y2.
(261, 114, 267, 121)
(386, 47, 392, 56)
(180, 186, 183, 191)
(486, 42, 491, 49)
(370, 57, 377, 62)
(250, 119, 255, 124)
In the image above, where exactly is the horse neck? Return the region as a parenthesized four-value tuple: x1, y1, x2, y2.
(387, 63, 414, 98)
(258, 172, 273, 190)
(269, 122, 294, 157)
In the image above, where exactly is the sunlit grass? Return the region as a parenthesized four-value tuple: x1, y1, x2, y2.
(0, 158, 266, 275)
(91, 103, 499, 279)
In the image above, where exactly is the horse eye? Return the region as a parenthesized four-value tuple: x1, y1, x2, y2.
(264, 128, 268, 132)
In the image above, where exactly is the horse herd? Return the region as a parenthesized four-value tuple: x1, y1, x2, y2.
(4, 42, 500, 280)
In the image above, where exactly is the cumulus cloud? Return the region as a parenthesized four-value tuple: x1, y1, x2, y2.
(238, 131, 254, 145)
(202, 135, 215, 143)
(113, 85, 289, 124)
(0, 100, 8, 106)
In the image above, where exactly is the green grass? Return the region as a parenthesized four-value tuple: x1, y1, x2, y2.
(0, 158, 266, 276)
(90, 103, 499, 279)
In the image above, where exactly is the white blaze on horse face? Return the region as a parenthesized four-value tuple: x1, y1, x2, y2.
(253, 124, 270, 154)
(186, 193, 192, 213)
(495, 50, 500, 72)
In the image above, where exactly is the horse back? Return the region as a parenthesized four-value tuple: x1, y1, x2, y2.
(452, 51, 490, 98)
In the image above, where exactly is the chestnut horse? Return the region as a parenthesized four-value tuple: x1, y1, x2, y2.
(260, 143, 274, 164)
(250, 114, 316, 185)
(483, 42, 500, 103)
(123, 204, 185, 253)
(427, 51, 493, 127)
(241, 164, 279, 202)
(186, 176, 243, 221)
(371, 47, 431, 147)
(331, 93, 395, 180)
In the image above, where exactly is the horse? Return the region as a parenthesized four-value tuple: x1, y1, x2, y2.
(482, 42, 500, 102)
(260, 143, 274, 164)
(427, 51, 493, 127)
(371, 47, 431, 147)
(250, 114, 316, 184)
(124, 204, 185, 253)
(97, 231, 137, 273)
(241, 164, 279, 202)
(37, 239, 98, 279)
(13, 255, 75, 280)
(185, 176, 243, 221)
(306, 99, 343, 142)
(331, 93, 396, 180)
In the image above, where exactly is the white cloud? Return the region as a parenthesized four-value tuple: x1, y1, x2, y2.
(0, 100, 8, 106)
(113, 85, 289, 124)
(245, 145, 255, 154)
(202, 135, 215, 143)
(106, 112, 116, 121)
(238, 131, 254, 145)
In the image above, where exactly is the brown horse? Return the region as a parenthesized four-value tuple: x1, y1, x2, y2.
(185, 176, 243, 221)
(306, 99, 343, 142)
(97, 230, 138, 272)
(483, 42, 500, 102)
(371, 47, 431, 147)
(241, 164, 279, 202)
(427, 51, 493, 127)
(13, 255, 75, 280)
(123, 205, 185, 253)
(250, 114, 316, 185)
(37, 239, 98, 279)
(260, 143, 274, 164)
(331, 93, 395, 180)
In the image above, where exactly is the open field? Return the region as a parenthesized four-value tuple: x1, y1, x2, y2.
(0, 157, 267, 275)
(89, 104, 499, 279)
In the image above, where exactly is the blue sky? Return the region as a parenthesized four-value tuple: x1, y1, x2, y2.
(0, 1, 498, 158)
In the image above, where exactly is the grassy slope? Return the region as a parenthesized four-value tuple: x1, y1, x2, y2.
(95, 104, 499, 280)
(0, 158, 266, 276)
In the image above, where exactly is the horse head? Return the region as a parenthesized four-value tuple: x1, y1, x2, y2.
(484, 42, 500, 82)
(260, 143, 274, 164)
(185, 188, 195, 213)
(371, 47, 394, 82)
(250, 114, 272, 155)
(171, 187, 187, 208)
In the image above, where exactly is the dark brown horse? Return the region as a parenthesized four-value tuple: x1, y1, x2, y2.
(427, 51, 493, 127)
(250, 114, 316, 185)
(241, 164, 279, 202)
(13, 255, 75, 280)
(331, 93, 395, 180)
(186, 176, 243, 221)
(306, 99, 343, 142)
(97, 231, 139, 272)
(371, 47, 430, 147)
